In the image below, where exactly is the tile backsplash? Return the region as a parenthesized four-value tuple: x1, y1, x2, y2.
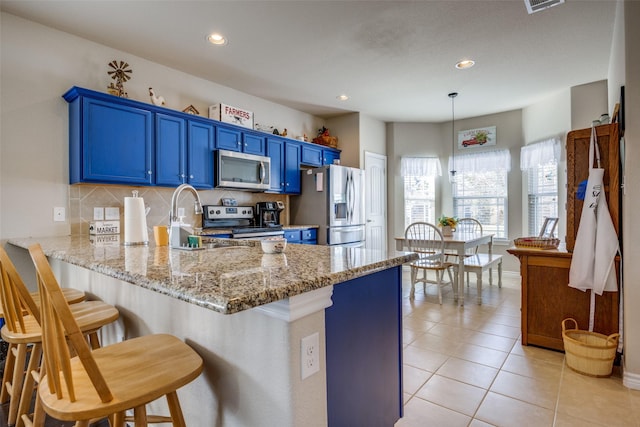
(69, 185, 290, 235)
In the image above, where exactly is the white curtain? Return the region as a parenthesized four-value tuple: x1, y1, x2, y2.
(520, 137, 561, 171)
(448, 149, 511, 174)
(401, 157, 442, 177)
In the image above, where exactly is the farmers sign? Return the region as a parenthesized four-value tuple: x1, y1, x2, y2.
(209, 103, 254, 129)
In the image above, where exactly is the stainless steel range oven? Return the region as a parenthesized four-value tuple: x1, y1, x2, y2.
(202, 205, 284, 240)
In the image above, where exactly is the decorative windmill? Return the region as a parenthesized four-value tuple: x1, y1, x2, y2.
(107, 60, 132, 98)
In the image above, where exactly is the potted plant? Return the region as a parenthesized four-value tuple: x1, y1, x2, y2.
(437, 215, 458, 237)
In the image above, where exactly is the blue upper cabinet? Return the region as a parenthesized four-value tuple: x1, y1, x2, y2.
(216, 126, 266, 155)
(300, 142, 341, 167)
(323, 147, 340, 165)
(267, 138, 284, 192)
(63, 86, 337, 190)
(242, 131, 266, 155)
(156, 113, 186, 186)
(266, 137, 301, 194)
(301, 143, 323, 167)
(156, 115, 214, 189)
(187, 120, 214, 188)
(66, 91, 153, 185)
(216, 126, 242, 152)
(284, 140, 301, 194)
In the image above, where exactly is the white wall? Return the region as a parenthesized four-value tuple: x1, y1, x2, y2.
(0, 12, 325, 241)
(521, 90, 571, 242)
(571, 80, 609, 130)
(622, 0, 640, 388)
(358, 114, 387, 166)
(326, 113, 360, 168)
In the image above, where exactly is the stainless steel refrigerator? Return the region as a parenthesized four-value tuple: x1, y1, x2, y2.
(290, 165, 365, 246)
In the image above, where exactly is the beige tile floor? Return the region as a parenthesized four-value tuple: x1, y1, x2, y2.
(395, 268, 640, 427)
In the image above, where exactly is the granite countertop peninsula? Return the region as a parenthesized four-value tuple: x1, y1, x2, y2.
(9, 235, 416, 315)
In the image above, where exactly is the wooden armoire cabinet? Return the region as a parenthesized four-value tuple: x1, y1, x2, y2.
(508, 122, 621, 351)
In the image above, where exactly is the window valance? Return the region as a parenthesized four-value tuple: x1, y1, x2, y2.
(448, 149, 511, 174)
(520, 138, 561, 171)
(401, 157, 442, 177)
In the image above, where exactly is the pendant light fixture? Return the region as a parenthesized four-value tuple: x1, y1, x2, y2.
(448, 92, 458, 179)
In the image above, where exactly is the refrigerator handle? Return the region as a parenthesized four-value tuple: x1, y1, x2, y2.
(346, 170, 353, 223)
(349, 171, 356, 223)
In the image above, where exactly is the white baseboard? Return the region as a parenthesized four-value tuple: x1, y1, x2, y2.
(622, 360, 640, 390)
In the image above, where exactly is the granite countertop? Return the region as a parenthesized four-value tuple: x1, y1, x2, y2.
(9, 235, 416, 315)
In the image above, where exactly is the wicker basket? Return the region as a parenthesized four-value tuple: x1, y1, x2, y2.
(562, 318, 619, 377)
(514, 236, 560, 249)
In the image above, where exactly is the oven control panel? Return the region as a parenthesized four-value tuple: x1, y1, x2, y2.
(203, 205, 254, 220)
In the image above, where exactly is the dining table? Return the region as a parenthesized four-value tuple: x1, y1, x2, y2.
(395, 231, 494, 306)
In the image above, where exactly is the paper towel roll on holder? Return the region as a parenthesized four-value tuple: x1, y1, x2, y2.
(124, 190, 151, 246)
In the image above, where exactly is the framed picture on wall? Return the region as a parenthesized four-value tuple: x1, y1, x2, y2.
(458, 126, 496, 149)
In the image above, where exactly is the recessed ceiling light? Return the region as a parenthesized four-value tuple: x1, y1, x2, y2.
(455, 60, 475, 70)
(337, 94, 349, 101)
(207, 33, 227, 46)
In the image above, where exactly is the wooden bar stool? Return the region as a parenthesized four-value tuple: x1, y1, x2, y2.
(29, 243, 203, 427)
(0, 247, 120, 427)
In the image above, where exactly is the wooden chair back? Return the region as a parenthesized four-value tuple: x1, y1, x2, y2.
(0, 247, 41, 332)
(404, 222, 445, 264)
(28, 243, 113, 404)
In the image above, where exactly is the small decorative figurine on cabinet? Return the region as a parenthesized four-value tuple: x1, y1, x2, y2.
(106, 60, 132, 98)
(182, 105, 199, 115)
(149, 87, 166, 106)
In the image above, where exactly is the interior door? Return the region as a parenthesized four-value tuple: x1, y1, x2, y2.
(364, 152, 387, 252)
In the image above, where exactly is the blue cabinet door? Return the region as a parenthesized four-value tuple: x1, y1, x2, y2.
(267, 138, 285, 192)
(81, 98, 153, 185)
(216, 126, 242, 152)
(325, 267, 403, 427)
(323, 148, 340, 165)
(187, 120, 214, 188)
(301, 143, 323, 167)
(283, 230, 302, 243)
(284, 141, 301, 194)
(155, 113, 186, 186)
(243, 132, 266, 155)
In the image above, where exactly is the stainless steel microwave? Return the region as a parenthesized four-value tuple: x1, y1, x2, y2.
(214, 149, 271, 191)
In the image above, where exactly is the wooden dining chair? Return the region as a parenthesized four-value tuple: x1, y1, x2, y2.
(0, 246, 120, 427)
(404, 222, 456, 304)
(447, 218, 503, 304)
(29, 243, 204, 427)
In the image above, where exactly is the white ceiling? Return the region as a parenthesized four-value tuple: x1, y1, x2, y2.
(0, 0, 618, 122)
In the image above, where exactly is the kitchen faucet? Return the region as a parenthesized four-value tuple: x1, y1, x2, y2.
(169, 183, 203, 249)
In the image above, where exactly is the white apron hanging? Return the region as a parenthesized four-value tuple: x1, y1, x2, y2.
(568, 126, 619, 331)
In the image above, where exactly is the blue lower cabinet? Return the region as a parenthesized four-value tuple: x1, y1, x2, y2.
(284, 228, 317, 244)
(325, 266, 403, 426)
(283, 230, 301, 243)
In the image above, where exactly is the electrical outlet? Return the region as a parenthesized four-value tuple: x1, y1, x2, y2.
(301, 332, 320, 380)
(93, 207, 105, 221)
(53, 207, 65, 222)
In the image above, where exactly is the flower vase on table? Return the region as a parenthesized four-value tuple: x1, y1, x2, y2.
(438, 215, 458, 237)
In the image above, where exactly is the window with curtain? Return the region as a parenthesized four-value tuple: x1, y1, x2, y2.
(401, 157, 441, 230)
(450, 149, 511, 239)
(521, 138, 560, 236)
